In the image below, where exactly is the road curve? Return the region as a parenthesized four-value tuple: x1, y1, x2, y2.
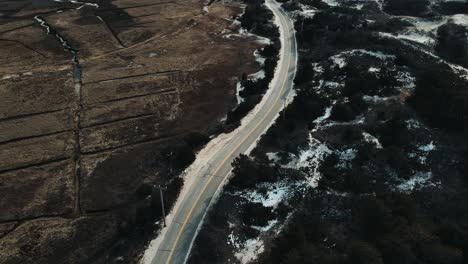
(149, 1, 297, 263)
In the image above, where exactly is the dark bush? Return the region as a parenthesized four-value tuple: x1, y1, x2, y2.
(383, 0, 430, 17)
(464, 154, 468, 182)
(379, 117, 410, 147)
(437, 2, 468, 15)
(242, 202, 274, 227)
(184, 132, 209, 150)
(330, 103, 356, 122)
(419, 243, 463, 264)
(135, 183, 152, 200)
(347, 240, 384, 264)
(408, 68, 468, 131)
(436, 22, 468, 68)
(173, 144, 195, 169)
(357, 198, 393, 239)
(377, 235, 417, 264)
(230, 154, 278, 189)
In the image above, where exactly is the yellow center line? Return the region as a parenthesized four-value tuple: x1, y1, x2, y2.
(164, 7, 292, 264)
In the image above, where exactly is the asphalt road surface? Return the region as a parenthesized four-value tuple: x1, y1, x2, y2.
(149, 1, 297, 263)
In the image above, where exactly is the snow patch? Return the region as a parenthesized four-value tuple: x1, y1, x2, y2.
(330, 55, 347, 69)
(378, 32, 468, 80)
(290, 138, 333, 187)
(322, 0, 339, 7)
(313, 105, 333, 126)
(238, 182, 290, 208)
(406, 119, 421, 129)
(418, 141, 436, 152)
(266, 152, 281, 163)
(254, 49, 266, 66)
(294, 3, 318, 18)
(250, 70, 266, 81)
(53, 0, 99, 9)
(234, 238, 265, 264)
(236, 82, 245, 104)
(395, 172, 435, 192)
(395, 32, 435, 46)
(363, 95, 392, 103)
(252, 219, 278, 232)
(363, 132, 383, 149)
(336, 148, 357, 169)
(2, 74, 20, 80)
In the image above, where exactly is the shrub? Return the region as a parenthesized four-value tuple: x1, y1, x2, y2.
(436, 22, 468, 68)
(383, 0, 430, 17)
(184, 132, 209, 150)
(419, 243, 463, 264)
(230, 154, 278, 189)
(242, 202, 274, 227)
(347, 240, 384, 264)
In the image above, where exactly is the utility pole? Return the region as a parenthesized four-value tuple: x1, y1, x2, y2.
(156, 185, 167, 227)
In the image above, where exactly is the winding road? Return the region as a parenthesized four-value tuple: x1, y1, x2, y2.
(148, 1, 297, 263)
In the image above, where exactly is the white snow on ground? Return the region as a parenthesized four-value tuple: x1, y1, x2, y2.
(419, 141, 436, 152)
(355, 3, 365, 10)
(237, 181, 290, 208)
(408, 141, 436, 165)
(266, 152, 281, 163)
(313, 62, 324, 74)
(378, 32, 468, 80)
(397, 70, 417, 89)
(228, 232, 242, 249)
(291, 138, 333, 187)
(363, 132, 383, 149)
(398, 14, 466, 47)
(238, 28, 273, 45)
(336, 148, 357, 169)
(237, 50, 267, 104)
(329, 55, 347, 69)
(236, 82, 245, 104)
(375, 0, 384, 10)
(337, 49, 396, 60)
(451, 14, 468, 27)
(323, 81, 343, 89)
(223, 15, 272, 45)
(53, 0, 99, 9)
(293, 3, 318, 18)
(2, 72, 34, 80)
(368, 67, 380, 73)
(313, 105, 333, 127)
(235, 238, 265, 264)
(322, 0, 339, 7)
(323, 116, 366, 128)
(406, 119, 422, 129)
(408, 17, 448, 33)
(252, 219, 279, 232)
(395, 32, 436, 46)
(395, 172, 436, 192)
(2, 74, 20, 80)
(254, 49, 266, 65)
(250, 70, 266, 80)
(328, 49, 396, 70)
(363, 95, 392, 103)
